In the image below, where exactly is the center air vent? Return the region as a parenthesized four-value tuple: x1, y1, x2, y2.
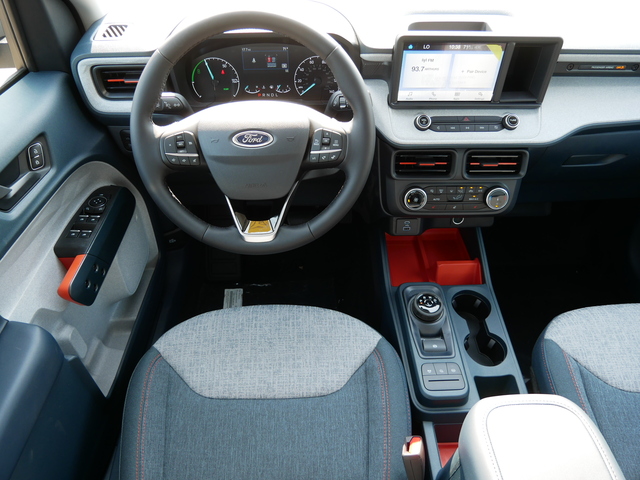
(394, 151, 453, 176)
(94, 66, 144, 98)
(95, 24, 129, 40)
(465, 151, 526, 176)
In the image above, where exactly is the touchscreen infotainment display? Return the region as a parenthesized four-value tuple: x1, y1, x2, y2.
(396, 42, 506, 102)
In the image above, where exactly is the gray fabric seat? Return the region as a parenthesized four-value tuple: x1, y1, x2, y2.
(119, 305, 411, 479)
(533, 304, 640, 480)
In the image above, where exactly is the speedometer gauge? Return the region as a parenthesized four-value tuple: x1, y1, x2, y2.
(294, 56, 338, 101)
(191, 57, 240, 102)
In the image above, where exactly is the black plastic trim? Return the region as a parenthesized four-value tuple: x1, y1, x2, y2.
(0, 320, 64, 479)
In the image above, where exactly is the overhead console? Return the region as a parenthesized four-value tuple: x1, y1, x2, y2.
(390, 34, 563, 108)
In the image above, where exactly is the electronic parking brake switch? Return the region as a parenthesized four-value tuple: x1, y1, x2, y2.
(54, 186, 135, 306)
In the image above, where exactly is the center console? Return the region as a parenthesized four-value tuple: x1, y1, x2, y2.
(375, 227, 527, 480)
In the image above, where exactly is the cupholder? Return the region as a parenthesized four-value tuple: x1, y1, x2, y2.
(452, 293, 506, 366)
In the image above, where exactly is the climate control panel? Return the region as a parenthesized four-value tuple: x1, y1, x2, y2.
(402, 185, 510, 213)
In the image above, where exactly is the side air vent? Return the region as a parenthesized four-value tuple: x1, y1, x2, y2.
(93, 66, 144, 98)
(465, 151, 526, 176)
(394, 151, 453, 176)
(95, 24, 129, 40)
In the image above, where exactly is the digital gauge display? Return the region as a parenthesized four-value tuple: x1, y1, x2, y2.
(191, 57, 240, 102)
(396, 42, 506, 102)
(186, 44, 339, 105)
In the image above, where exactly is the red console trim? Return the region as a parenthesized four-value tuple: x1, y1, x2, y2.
(386, 229, 483, 286)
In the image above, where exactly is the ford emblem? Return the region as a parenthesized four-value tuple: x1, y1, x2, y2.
(232, 130, 274, 148)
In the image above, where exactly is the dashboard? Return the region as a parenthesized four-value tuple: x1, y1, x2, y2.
(70, 3, 640, 232)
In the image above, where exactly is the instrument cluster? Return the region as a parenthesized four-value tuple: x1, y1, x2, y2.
(174, 37, 340, 109)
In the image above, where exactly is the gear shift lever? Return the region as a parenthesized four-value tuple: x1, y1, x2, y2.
(411, 293, 445, 336)
(412, 293, 443, 323)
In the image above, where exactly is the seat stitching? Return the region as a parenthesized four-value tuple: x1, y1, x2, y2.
(563, 351, 588, 412)
(392, 349, 412, 434)
(541, 340, 556, 394)
(137, 353, 163, 480)
(136, 354, 161, 480)
(480, 408, 503, 480)
(373, 349, 391, 480)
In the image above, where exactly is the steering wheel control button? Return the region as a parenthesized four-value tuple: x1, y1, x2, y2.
(311, 131, 323, 150)
(414, 114, 431, 131)
(503, 114, 520, 130)
(164, 137, 177, 153)
(486, 187, 510, 210)
(404, 188, 427, 210)
(308, 128, 344, 165)
(330, 133, 343, 149)
(184, 133, 198, 153)
(163, 132, 201, 167)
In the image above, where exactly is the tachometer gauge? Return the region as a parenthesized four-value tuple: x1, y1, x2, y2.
(191, 57, 240, 102)
(294, 56, 338, 101)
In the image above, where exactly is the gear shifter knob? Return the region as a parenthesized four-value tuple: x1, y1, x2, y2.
(412, 293, 443, 323)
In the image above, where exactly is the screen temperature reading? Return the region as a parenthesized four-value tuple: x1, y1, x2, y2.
(397, 43, 506, 102)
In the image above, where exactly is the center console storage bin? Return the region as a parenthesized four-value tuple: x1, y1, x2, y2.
(386, 229, 483, 286)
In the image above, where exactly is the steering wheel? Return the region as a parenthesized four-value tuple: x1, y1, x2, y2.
(130, 11, 375, 254)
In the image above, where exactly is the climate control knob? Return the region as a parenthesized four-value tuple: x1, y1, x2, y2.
(486, 187, 510, 211)
(404, 188, 427, 210)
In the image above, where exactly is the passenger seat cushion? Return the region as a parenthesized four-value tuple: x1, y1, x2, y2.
(119, 306, 411, 480)
(533, 304, 640, 480)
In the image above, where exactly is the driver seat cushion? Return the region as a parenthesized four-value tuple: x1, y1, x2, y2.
(119, 305, 411, 480)
(533, 303, 640, 480)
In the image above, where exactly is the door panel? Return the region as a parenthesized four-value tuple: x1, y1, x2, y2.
(0, 70, 160, 478)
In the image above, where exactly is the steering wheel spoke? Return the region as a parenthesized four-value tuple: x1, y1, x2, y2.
(225, 182, 299, 243)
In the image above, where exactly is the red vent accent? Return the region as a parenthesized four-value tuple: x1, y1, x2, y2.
(394, 151, 453, 176)
(95, 67, 144, 98)
(465, 151, 525, 176)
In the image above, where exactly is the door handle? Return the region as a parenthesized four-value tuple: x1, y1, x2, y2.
(0, 139, 50, 211)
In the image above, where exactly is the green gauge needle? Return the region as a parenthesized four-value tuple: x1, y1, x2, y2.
(204, 59, 215, 81)
(300, 83, 316, 95)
